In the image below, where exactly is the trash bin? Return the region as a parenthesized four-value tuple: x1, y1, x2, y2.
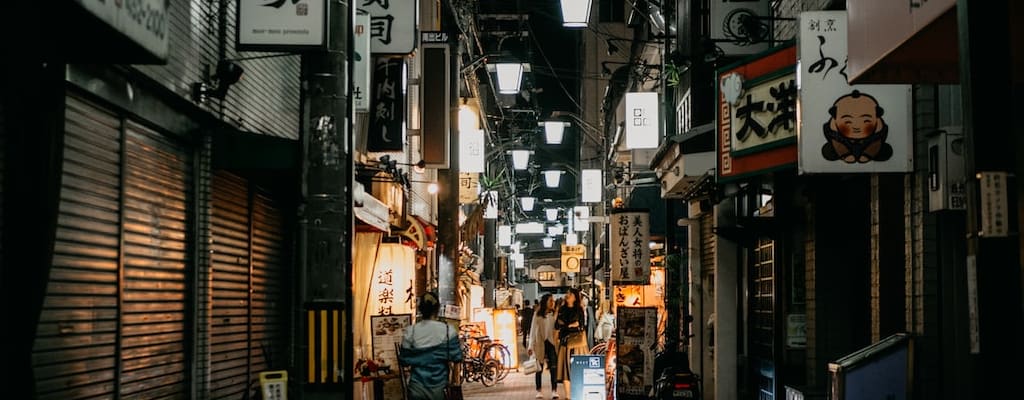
(259, 370, 288, 400)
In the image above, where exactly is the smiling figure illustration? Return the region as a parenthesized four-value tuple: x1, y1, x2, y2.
(821, 90, 893, 163)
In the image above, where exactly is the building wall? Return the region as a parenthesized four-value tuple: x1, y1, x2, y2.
(133, 0, 301, 139)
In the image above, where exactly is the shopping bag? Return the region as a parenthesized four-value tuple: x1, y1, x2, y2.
(521, 357, 540, 375)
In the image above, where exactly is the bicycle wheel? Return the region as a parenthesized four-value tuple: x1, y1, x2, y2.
(480, 359, 501, 387)
(484, 343, 511, 380)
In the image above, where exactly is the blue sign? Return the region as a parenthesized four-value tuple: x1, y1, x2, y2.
(570, 355, 606, 400)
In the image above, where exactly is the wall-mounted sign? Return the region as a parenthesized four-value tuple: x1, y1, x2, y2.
(615, 307, 657, 398)
(458, 173, 479, 204)
(237, 0, 326, 51)
(797, 11, 912, 174)
(625, 92, 660, 149)
(717, 45, 797, 182)
(979, 171, 1009, 237)
(363, 0, 417, 54)
(709, 0, 771, 57)
(610, 209, 650, 284)
(459, 129, 485, 173)
(368, 57, 406, 152)
(354, 11, 372, 111)
(561, 244, 585, 273)
(76, 0, 170, 61)
(581, 169, 603, 203)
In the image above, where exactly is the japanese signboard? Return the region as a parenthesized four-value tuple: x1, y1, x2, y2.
(561, 244, 585, 273)
(615, 307, 657, 397)
(797, 11, 912, 174)
(362, 0, 417, 55)
(367, 57, 406, 152)
(76, 0, 169, 61)
(717, 45, 797, 182)
(571, 355, 607, 400)
(237, 0, 325, 51)
(625, 92, 660, 149)
(979, 171, 1009, 237)
(371, 243, 414, 317)
(458, 173, 479, 204)
(709, 0, 771, 57)
(610, 209, 651, 284)
(354, 11, 371, 111)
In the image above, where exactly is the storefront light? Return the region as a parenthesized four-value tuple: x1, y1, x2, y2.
(494, 62, 525, 94)
(543, 170, 563, 188)
(543, 121, 567, 144)
(559, 0, 592, 28)
(545, 208, 559, 221)
(511, 149, 532, 170)
(521, 196, 536, 211)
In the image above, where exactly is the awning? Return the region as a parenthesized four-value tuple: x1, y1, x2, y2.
(649, 123, 715, 170)
(847, 0, 958, 83)
(354, 182, 390, 233)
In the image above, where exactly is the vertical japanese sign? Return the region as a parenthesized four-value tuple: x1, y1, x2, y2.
(372, 243, 414, 317)
(458, 173, 479, 204)
(979, 171, 1009, 237)
(709, 0, 771, 56)
(353, 11, 371, 111)
(797, 11, 912, 173)
(368, 57, 405, 152)
(610, 209, 651, 284)
(561, 244, 585, 273)
(615, 307, 657, 398)
(361, 0, 417, 54)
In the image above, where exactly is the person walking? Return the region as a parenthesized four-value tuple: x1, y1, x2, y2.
(521, 299, 535, 347)
(399, 292, 463, 400)
(554, 288, 588, 400)
(527, 294, 559, 399)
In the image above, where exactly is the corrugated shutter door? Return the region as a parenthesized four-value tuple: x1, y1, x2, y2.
(121, 120, 191, 397)
(701, 212, 715, 273)
(251, 189, 288, 373)
(34, 96, 122, 400)
(210, 172, 252, 398)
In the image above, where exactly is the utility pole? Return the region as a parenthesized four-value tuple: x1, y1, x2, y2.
(298, 0, 352, 398)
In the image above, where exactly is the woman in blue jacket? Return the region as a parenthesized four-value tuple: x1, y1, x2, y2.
(399, 292, 463, 400)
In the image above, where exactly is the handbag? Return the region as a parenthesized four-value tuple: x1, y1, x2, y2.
(521, 357, 540, 375)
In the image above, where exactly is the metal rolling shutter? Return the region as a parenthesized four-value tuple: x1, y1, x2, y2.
(34, 96, 122, 400)
(250, 188, 288, 374)
(210, 172, 290, 398)
(210, 172, 252, 398)
(120, 120, 192, 398)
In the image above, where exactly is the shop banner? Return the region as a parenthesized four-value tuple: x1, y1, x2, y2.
(610, 209, 651, 285)
(797, 11, 912, 173)
(362, 0, 417, 54)
(615, 307, 658, 398)
(368, 57, 406, 152)
(716, 45, 797, 182)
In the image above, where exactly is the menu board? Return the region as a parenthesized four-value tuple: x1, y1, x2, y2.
(371, 314, 412, 399)
(615, 307, 657, 399)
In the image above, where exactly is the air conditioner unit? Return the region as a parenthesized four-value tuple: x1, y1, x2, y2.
(927, 126, 966, 211)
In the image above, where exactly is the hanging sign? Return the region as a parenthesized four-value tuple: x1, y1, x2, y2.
(709, 0, 771, 57)
(367, 57, 406, 152)
(561, 244, 585, 273)
(363, 0, 417, 54)
(610, 209, 651, 284)
(797, 11, 912, 173)
(625, 92, 660, 149)
(354, 11, 372, 111)
(237, 0, 325, 51)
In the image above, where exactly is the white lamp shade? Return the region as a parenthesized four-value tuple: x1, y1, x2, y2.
(560, 0, 592, 27)
(545, 208, 559, 221)
(511, 149, 531, 170)
(544, 121, 565, 144)
(495, 62, 524, 94)
(547, 224, 564, 236)
(521, 197, 536, 211)
(542, 237, 554, 248)
(543, 170, 562, 188)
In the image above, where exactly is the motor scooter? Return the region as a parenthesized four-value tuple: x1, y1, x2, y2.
(648, 340, 701, 400)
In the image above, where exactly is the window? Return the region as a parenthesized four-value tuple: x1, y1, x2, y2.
(599, 0, 626, 23)
(538, 271, 557, 281)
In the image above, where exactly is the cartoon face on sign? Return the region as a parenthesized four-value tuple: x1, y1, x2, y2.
(821, 90, 893, 163)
